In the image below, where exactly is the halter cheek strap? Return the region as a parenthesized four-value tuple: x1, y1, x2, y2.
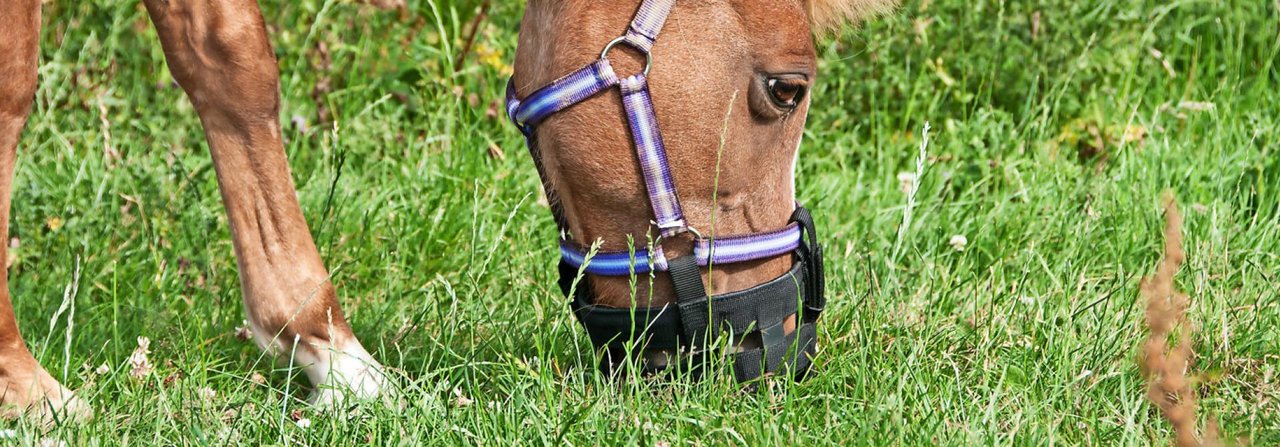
(506, 0, 826, 381)
(506, 0, 803, 271)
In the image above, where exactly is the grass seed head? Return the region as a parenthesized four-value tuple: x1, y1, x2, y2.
(1139, 193, 1224, 447)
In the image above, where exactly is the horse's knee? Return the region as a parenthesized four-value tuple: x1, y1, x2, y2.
(145, 0, 280, 122)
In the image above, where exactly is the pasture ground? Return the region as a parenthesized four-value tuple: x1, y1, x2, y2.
(5, 0, 1278, 444)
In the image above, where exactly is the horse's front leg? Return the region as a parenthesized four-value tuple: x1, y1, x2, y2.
(141, 0, 385, 404)
(0, 0, 93, 425)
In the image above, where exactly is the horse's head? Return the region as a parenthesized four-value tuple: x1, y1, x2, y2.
(509, 0, 891, 375)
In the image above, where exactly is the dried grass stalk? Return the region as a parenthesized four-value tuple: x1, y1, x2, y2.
(353, 0, 406, 10)
(1139, 193, 1222, 447)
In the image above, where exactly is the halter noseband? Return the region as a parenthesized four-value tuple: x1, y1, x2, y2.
(505, 0, 826, 381)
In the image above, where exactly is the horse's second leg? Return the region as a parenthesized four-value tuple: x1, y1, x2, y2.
(141, 0, 385, 403)
(0, 0, 92, 424)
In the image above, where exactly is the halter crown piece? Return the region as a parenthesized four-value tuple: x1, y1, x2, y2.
(506, 0, 826, 381)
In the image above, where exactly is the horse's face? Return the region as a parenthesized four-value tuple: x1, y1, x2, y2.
(513, 0, 888, 308)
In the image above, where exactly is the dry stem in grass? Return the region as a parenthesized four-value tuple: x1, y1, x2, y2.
(354, 0, 407, 10)
(1139, 193, 1222, 447)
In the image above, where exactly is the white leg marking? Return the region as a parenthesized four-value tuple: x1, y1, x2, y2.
(247, 321, 387, 405)
(302, 339, 387, 406)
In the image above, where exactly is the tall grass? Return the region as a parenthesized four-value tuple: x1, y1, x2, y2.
(1, 0, 1276, 444)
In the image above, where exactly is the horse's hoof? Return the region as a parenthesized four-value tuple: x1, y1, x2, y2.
(0, 350, 93, 426)
(305, 341, 389, 407)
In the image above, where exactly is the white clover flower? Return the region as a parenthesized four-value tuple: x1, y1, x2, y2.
(453, 388, 474, 407)
(234, 320, 253, 341)
(129, 337, 152, 379)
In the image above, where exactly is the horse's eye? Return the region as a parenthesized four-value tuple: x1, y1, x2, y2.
(766, 76, 807, 109)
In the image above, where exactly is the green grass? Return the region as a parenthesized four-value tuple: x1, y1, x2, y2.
(5, 0, 1278, 444)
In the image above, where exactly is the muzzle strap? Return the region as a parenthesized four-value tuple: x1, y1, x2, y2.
(791, 206, 826, 320)
(558, 222, 803, 276)
(732, 319, 818, 382)
(667, 255, 710, 347)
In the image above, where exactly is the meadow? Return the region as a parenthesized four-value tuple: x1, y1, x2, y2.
(5, 0, 1278, 444)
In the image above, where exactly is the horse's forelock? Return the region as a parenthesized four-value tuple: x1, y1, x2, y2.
(808, 0, 897, 34)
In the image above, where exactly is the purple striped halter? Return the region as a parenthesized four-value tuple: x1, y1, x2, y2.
(506, 0, 826, 381)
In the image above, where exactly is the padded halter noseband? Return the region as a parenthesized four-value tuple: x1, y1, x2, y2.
(506, 0, 826, 381)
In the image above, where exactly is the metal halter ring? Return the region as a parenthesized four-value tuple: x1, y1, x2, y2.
(600, 36, 653, 77)
(683, 225, 703, 240)
(652, 221, 703, 244)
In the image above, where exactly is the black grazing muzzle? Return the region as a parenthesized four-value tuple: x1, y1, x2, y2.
(560, 207, 826, 381)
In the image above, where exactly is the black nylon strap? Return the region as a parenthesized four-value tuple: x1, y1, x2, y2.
(791, 207, 825, 322)
(731, 322, 819, 381)
(668, 255, 710, 347)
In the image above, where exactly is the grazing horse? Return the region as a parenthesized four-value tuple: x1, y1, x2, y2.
(0, 0, 384, 422)
(507, 0, 892, 378)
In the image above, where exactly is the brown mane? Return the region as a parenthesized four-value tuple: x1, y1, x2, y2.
(809, 0, 898, 33)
